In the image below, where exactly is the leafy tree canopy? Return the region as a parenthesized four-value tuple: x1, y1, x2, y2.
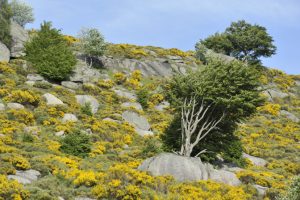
(162, 59, 264, 165)
(197, 20, 276, 64)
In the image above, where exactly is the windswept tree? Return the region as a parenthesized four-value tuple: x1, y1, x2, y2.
(10, 0, 34, 27)
(162, 59, 264, 165)
(197, 20, 276, 64)
(78, 28, 106, 66)
(178, 97, 224, 157)
(0, 0, 12, 47)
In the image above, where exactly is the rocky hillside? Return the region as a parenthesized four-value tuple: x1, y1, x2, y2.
(0, 22, 299, 200)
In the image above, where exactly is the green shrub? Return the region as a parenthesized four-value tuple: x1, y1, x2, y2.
(25, 21, 76, 81)
(279, 176, 300, 200)
(137, 87, 150, 109)
(80, 102, 93, 116)
(59, 130, 91, 158)
(0, 0, 12, 47)
(33, 81, 53, 89)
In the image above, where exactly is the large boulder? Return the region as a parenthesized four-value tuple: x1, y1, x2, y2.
(121, 102, 143, 110)
(280, 110, 300, 123)
(8, 169, 41, 184)
(61, 81, 81, 90)
(122, 111, 153, 136)
(10, 21, 29, 58)
(76, 95, 99, 114)
(0, 42, 10, 62)
(97, 56, 196, 77)
(113, 89, 137, 100)
(43, 93, 64, 105)
(7, 103, 24, 110)
(27, 74, 44, 81)
(62, 113, 78, 123)
(242, 153, 267, 167)
(70, 60, 103, 83)
(138, 153, 241, 186)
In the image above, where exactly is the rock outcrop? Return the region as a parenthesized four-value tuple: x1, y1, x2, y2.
(43, 93, 64, 105)
(7, 103, 25, 110)
(0, 42, 10, 62)
(121, 102, 143, 110)
(280, 110, 300, 123)
(76, 95, 99, 114)
(10, 21, 29, 58)
(8, 169, 41, 184)
(97, 56, 195, 77)
(113, 88, 137, 100)
(242, 153, 267, 167)
(122, 111, 153, 136)
(138, 153, 241, 186)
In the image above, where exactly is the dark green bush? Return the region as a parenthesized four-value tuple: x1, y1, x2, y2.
(59, 130, 91, 158)
(25, 21, 76, 81)
(80, 102, 93, 116)
(137, 87, 150, 109)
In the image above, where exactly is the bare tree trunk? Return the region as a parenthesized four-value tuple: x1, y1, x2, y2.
(178, 97, 224, 157)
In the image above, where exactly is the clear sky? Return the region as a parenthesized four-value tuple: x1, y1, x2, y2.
(23, 0, 300, 74)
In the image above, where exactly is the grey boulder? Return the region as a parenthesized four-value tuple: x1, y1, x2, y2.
(0, 42, 10, 62)
(43, 93, 64, 105)
(62, 113, 78, 123)
(7, 103, 24, 110)
(242, 153, 267, 167)
(122, 111, 153, 136)
(138, 153, 241, 186)
(280, 110, 299, 123)
(121, 102, 143, 110)
(27, 74, 44, 81)
(61, 81, 81, 90)
(113, 89, 137, 100)
(253, 184, 268, 196)
(10, 21, 29, 58)
(154, 101, 170, 111)
(8, 169, 41, 184)
(76, 95, 99, 114)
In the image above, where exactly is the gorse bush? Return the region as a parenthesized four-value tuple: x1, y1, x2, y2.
(25, 21, 76, 81)
(0, 0, 12, 47)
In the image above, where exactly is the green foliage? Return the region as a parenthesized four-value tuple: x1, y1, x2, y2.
(25, 21, 76, 81)
(198, 20, 276, 63)
(162, 59, 264, 164)
(59, 130, 91, 158)
(78, 28, 106, 58)
(0, 0, 12, 47)
(137, 87, 150, 109)
(80, 102, 93, 116)
(33, 81, 53, 89)
(10, 0, 34, 27)
(279, 176, 300, 200)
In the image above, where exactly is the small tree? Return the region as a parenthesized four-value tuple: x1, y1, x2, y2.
(25, 21, 76, 81)
(162, 59, 264, 164)
(198, 20, 276, 63)
(179, 97, 224, 157)
(10, 0, 34, 27)
(0, 0, 12, 47)
(77, 28, 106, 66)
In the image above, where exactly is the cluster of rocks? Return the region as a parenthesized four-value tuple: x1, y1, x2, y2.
(0, 21, 29, 62)
(8, 169, 41, 184)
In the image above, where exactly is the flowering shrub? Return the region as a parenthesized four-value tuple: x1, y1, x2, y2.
(0, 62, 16, 74)
(4, 90, 40, 105)
(8, 109, 35, 125)
(113, 72, 126, 84)
(0, 175, 30, 200)
(97, 79, 114, 89)
(257, 103, 281, 116)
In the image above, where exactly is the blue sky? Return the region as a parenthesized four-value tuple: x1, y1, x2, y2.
(23, 0, 300, 74)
